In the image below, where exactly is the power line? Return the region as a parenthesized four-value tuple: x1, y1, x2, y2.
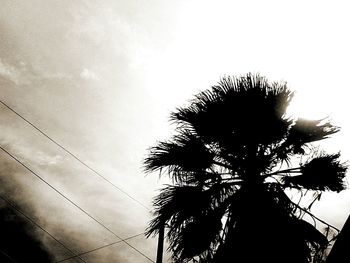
(0, 145, 155, 263)
(0, 193, 87, 263)
(1, 190, 149, 263)
(56, 232, 145, 263)
(0, 249, 17, 263)
(0, 100, 150, 211)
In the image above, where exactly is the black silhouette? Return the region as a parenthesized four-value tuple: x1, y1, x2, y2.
(144, 73, 347, 263)
(326, 215, 350, 263)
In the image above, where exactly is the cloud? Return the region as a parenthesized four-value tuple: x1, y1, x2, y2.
(0, 200, 55, 262)
(35, 152, 63, 166)
(80, 68, 100, 81)
(0, 58, 20, 84)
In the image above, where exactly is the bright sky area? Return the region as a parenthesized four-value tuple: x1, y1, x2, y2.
(0, 0, 349, 262)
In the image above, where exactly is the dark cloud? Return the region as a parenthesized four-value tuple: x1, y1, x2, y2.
(0, 199, 54, 262)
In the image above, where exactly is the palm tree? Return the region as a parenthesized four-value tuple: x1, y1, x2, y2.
(144, 73, 347, 263)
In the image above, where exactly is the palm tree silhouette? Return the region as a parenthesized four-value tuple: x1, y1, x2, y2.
(144, 73, 347, 263)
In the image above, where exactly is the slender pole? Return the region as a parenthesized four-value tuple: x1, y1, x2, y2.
(156, 223, 165, 263)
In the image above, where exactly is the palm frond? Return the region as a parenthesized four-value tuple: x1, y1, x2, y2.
(146, 185, 205, 237)
(146, 184, 230, 236)
(170, 73, 293, 148)
(293, 218, 329, 248)
(143, 131, 214, 180)
(286, 118, 339, 154)
(146, 183, 236, 262)
(170, 210, 223, 261)
(283, 153, 347, 192)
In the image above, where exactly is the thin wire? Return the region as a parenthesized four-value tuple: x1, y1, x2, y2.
(0, 100, 150, 211)
(0, 249, 17, 263)
(56, 232, 145, 263)
(0, 193, 87, 263)
(2, 189, 149, 263)
(0, 145, 155, 263)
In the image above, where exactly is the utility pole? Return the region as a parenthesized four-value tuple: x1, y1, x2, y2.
(156, 222, 165, 263)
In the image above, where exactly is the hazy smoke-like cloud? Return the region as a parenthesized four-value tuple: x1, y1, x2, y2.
(80, 68, 100, 81)
(0, 153, 55, 262)
(0, 200, 55, 262)
(0, 59, 20, 84)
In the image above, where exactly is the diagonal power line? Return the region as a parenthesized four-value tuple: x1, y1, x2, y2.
(0, 100, 150, 211)
(1, 191, 149, 263)
(0, 193, 87, 263)
(0, 145, 154, 263)
(0, 248, 18, 263)
(56, 232, 146, 263)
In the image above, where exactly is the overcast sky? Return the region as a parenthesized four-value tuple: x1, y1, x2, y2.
(1, 0, 350, 262)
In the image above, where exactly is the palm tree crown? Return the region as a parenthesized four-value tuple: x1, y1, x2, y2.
(144, 73, 347, 263)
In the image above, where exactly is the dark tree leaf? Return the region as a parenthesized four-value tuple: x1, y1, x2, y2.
(144, 131, 214, 179)
(284, 153, 347, 192)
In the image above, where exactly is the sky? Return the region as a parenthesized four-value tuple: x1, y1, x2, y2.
(0, 0, 350, 262)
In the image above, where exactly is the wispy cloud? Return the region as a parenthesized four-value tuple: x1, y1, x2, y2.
(0, 141, 63, 172)
(80, 68, 100, 81)
(0, 58, 20, 84)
